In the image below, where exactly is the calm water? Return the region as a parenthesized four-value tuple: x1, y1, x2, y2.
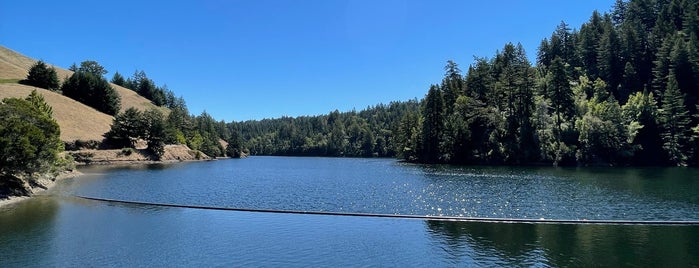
(1, 157, 698, 267)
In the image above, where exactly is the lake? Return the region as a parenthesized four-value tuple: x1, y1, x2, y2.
(1, 157, 698, 267)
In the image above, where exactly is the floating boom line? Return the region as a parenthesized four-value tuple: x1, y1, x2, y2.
(75, 196, 699, 226)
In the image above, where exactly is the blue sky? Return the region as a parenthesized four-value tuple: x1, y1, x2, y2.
(1, 0, 615, 121)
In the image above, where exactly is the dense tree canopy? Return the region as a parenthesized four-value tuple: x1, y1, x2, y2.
(233, 101, 419, 157)
(389, 0, 699, 166)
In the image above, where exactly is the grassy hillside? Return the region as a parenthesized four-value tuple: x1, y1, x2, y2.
(0, 45, 165, 142)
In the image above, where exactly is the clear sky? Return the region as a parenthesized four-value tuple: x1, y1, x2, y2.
(1, 0, 615, 122)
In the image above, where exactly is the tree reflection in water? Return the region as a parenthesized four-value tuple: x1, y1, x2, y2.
(426, 220, 699, 267)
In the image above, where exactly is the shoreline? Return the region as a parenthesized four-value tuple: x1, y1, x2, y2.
(0, 169, 83, 209)
(0, 158, 217, 209)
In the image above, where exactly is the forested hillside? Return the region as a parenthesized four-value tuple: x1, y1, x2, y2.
(232, 101, 419, 157)
(237, 0, 699, 166)
(394, 0, 699, 166)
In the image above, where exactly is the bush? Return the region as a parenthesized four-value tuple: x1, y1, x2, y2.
(119, 148, 134, 156)
(64, 140, 102, 151)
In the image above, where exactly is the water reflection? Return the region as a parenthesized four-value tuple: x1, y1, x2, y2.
(0, 197, 59, 266)
(425, 220, 699, 267)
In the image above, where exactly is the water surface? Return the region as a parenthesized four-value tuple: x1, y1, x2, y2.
(1, 157, 698, 266)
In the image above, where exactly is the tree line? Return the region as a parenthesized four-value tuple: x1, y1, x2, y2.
(19, 0, 699, 166)
(234, 0, 699, 166)
(24, 59, 244, 159)
(395, 0, 699, 166)
(232, 101, 419, 157)
(103, 71, 245, 159)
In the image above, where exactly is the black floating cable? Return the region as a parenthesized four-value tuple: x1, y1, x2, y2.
(74, 196, 699, 226)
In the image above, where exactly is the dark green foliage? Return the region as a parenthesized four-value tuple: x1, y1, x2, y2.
(442, 60, 464, 115)
(26, 89, 53, 117)
(597, 16, 623, 98)
(76, 60, 107, 77)
(143, 109, 167, 158)
(0, 97, 62, 177)
(660, 73, 691, 165)
(155, 0, 699, 166)
(111, 71, 126, 87)
(226, 131, 243, 158)
(104, 108, 145, 148)
(61, 64, 121, 115)
(121, 70, 174, 107)
(104, 108, 168, 158)
(420, 85, 444, 163)
(24, 60, 59, 90)
(236, 101, 418, 158)
(623, 91, 665, 165)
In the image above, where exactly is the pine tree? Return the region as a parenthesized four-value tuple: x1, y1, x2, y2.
(25, 60, 59, 90)
(612, 0, 627, 26)
(660, 72, 691, 165)
(620, 61, 640, 103)
(25, 89, 53, 117)
(61, 71, 121, 116)
(441, 60, 464, 115)
(546, 57, 573, 165)
(577, 11, 604, 79)
(420, 85, 444, 163)
(111, 72, 126, 87)
(597, 16, 623, 99)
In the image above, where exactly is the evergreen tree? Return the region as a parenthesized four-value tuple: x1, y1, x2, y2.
(660, 72, 691, 165)
(441, 60, 464, 115)
(396, 111, 421, 161)
(620, 61, 640, 103)
(25, 89, 53, 117)
(546, 57, 574, 164)
(597, 16, 623, 98)
(612, 0, 627, 26)
(143, 109, 166, 158)
(464, 57, 492, 100)
(104, 108, 145, 148)
(77, 60, 108, 77)
(577, 10, 604, 79)
(111, 71, 126, 87)
(420, 85, 444, 163)
(25, 60, 59, 90)
(61, 71, 121, 115)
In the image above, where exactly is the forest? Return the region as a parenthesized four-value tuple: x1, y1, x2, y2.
(234, 0, 699, 166)
(14, 0, 699, 167)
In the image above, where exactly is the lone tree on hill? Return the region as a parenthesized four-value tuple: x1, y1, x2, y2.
(25, 60, 59, 91)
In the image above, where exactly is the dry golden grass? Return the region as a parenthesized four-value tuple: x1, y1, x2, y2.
(0, 45, 168, 142)
(0, 83, 113, 141)
(0, 46, 73, 81)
